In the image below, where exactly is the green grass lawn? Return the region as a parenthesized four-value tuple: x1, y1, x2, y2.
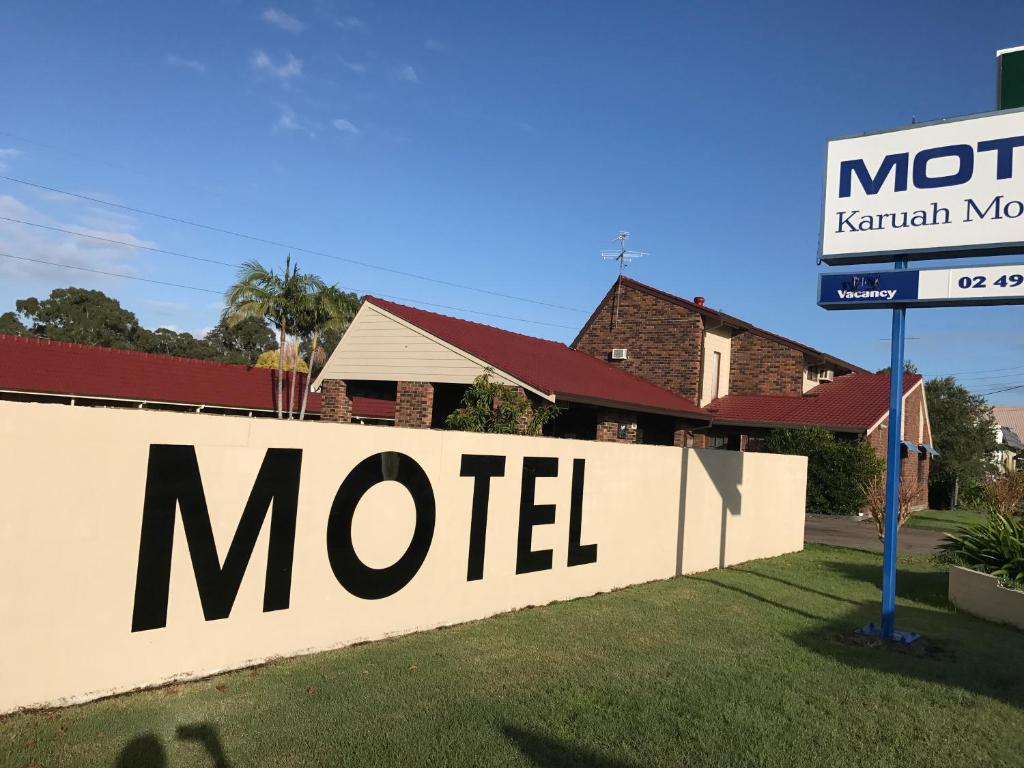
(906, 507, 987, 532)
(3, 545, 1023, 768)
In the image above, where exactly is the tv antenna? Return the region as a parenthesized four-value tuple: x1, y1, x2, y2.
(601, 231, 648, 323)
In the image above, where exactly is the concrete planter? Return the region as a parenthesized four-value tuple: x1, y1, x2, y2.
(949, 566, 1024, 631)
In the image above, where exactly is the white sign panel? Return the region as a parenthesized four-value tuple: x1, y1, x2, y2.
(818, 263, 1024, 309)
(821, 108, 1024, 265)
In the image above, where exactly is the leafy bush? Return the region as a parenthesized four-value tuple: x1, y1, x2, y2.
(766, 427, 883, 516)
(941, 514, 1024, 591)
(445, 369, 561, 436)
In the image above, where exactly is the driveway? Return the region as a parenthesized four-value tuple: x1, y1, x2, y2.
(804, 514, 944, 554)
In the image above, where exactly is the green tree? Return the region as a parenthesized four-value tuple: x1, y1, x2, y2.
(223, 257, 321, 418)
(446, 370, 561, 436)
(204, 317, 276, 365)
(766, 427, 883, 515)
(926, 376, 1000, 507)
(14, 287, 144, 348)
(0, 311, 27, 336)
(294, 285, 360, 421)
(875, 360, 920, 375)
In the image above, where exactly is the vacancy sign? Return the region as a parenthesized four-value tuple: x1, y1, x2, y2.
(818, 262, 1024, 309)
(820, 108, 1024, 265)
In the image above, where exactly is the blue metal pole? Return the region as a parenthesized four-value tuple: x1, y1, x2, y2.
(880, 257, 908, 640)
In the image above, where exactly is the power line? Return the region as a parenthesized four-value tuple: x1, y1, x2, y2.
(0, 251, 221, 294)
(977, 383, 1024, 397)
(0, 129, 226, 199)
(930, 362, 1024, 377)
(0, 251, 578, 330)
(0, 173, 587, 313)
(0, 216, 237, 268)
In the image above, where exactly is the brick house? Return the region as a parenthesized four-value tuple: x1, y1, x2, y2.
(571, 277, 935, 508)
(315, 296, 710, 443)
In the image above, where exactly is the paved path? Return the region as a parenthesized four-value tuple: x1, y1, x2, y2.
(804, 514, 945, 554)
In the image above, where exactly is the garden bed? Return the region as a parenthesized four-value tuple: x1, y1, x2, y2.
(949, 565, 1024, 631)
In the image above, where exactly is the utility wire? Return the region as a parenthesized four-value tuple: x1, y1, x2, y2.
(0, 174, 587, 313)
(0, 251, 578, 330)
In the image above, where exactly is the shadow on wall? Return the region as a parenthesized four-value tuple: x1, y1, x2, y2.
(675, 448, 745, 576)
(502, 725, 641, 768)
(114, 723, 231, 768)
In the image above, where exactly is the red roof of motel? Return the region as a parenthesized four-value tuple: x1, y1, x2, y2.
(0, 333, 322, 412)
(706, 372, 922, 432)
(365, 296, 710, 419)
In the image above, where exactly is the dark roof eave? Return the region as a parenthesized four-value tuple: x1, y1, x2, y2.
(708, 415, 868, 433)
(555, 391, 711, 421)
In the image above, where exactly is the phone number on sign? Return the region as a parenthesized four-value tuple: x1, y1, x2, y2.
(956, 273, 1024, 289)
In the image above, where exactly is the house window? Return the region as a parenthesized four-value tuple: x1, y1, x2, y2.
(710, 351, 721, 400)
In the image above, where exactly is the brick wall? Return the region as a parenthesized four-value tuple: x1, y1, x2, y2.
(320, 379, 351, 423)
(595, 408, 638, 443)
(573, 280, 703, 403)
(729, 330, 805, 396)
(864, 382, 931, 510)
(395, 381, 434, 429)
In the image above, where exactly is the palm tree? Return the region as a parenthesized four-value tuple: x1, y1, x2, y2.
(296, 285, 358, 421)
(224, 256, 313, 418)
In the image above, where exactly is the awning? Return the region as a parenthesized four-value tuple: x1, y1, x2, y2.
(900, 440, 920, 453)
(918, 443, 939, 457)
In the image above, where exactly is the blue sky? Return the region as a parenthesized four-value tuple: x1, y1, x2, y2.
(1, 1, 1022, 403)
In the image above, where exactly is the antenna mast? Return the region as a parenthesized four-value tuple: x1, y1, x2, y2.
(601, 231, 647, 322)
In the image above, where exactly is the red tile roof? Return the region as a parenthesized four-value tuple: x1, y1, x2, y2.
(706, 373, 923, 431)
(365, 297, 710, 419)
(0, 334, 324, 414)
(576, 277, 868, 375)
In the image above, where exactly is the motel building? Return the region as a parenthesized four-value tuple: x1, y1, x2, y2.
(0, 276, 935, 508)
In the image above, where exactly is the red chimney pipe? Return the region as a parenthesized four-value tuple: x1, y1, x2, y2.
(694, 296, 705, 307)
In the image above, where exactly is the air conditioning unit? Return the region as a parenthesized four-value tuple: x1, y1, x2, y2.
(817, 369, 835, 383)
(611, 348, 628, 360)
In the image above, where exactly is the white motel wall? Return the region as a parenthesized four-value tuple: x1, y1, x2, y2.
(0, 401, 806, 713)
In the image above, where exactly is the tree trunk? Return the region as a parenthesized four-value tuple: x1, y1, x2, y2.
(276, 324, 286, 419)
(288, 338, 297, 420)
(299, 335, 318, 421)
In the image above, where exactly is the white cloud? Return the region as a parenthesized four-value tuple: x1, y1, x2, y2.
(165, 54, 206, 74)
(332, 118, 360, 134)
(0, 148, 21, 171)
(145, 299, 190, 317)
(425, 39, 445, 52)
(335, 16, 368, 32)
(0, 193, 157, 284)
(274, 106, 316, 137)
(394, 65, 420, 84)
(262, 8, 305, 34)
(341, 60, 367, 74)
(251, 50, 303, 81)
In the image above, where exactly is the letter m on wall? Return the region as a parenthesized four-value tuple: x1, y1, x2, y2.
(131, 445, 302, 632)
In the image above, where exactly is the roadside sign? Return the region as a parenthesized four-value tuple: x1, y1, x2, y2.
(818, 262, 1024, 309)
(819, 108, 1024, 265)
(998, 46, 1024, 110)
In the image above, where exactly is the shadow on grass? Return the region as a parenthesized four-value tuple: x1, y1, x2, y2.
(822, 560, 950, 609)
(791, 603, 1024, 710)
(503, 725, 639, 768)
(686, 574, 834, 622)
(113, 723, 230, 768)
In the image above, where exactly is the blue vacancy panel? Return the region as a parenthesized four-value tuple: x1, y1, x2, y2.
(818, 263, 1024, 309)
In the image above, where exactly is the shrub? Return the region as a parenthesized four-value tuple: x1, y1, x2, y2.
(766, 427, 882, 516)
(862, 473, 920, 540)
(985, 470, 1024, 517)
(445, 369, 561, 436)
(941, 514, 1024, 591)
